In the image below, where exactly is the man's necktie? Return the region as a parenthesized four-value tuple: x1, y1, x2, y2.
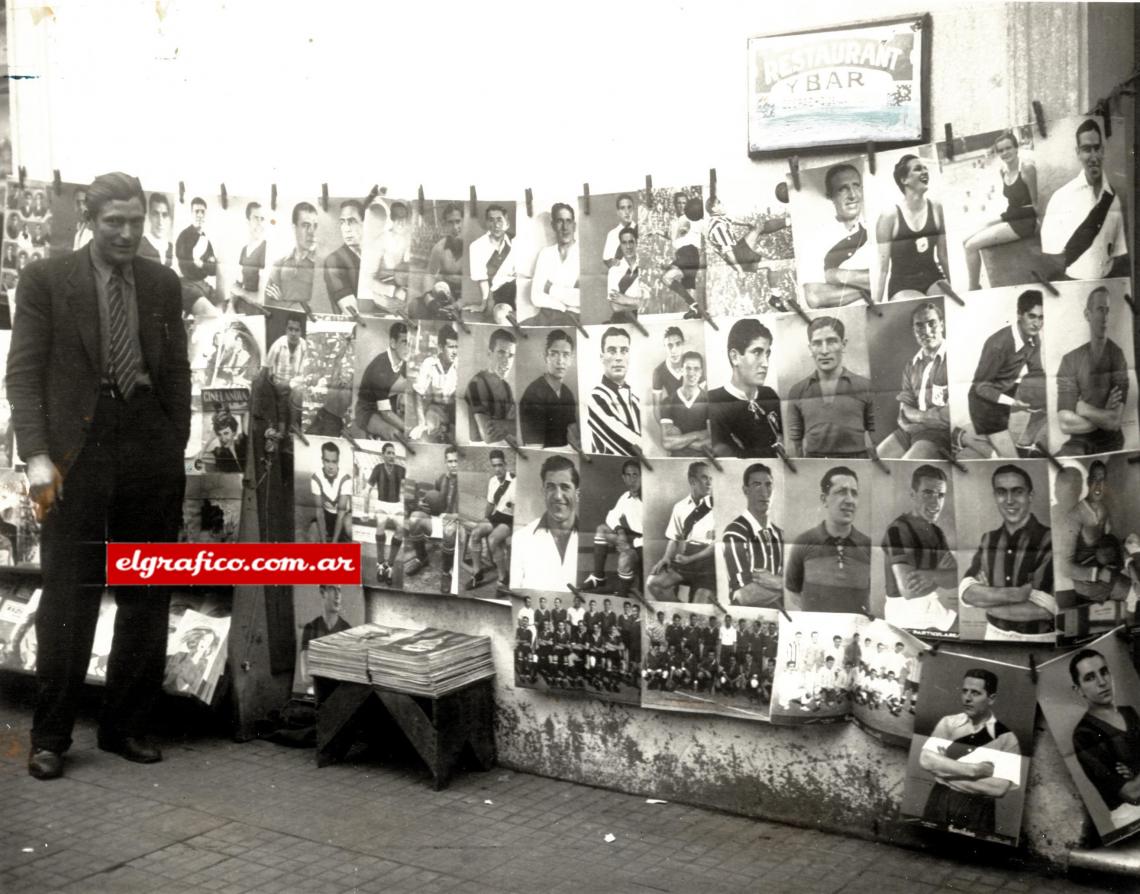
(107, 267, 141, 400)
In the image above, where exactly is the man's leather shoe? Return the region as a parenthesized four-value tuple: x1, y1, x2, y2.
(97, 735, 162, 764)
(28, 748, 63, 780)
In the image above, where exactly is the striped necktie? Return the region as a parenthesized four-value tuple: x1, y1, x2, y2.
(107, 266, 141, 400)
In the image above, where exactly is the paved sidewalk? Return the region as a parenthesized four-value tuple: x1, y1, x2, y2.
(0, 686, 1137, 894)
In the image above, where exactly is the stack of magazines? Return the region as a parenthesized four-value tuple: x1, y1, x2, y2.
(307, 623, 413, 685)
(368, 628, 494, 697)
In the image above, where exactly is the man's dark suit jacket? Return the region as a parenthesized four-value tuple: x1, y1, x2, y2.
(6, 245, 191, 479)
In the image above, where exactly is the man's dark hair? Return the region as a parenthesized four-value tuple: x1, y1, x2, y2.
(213, 413, 239, 435)
(437, 324, 457, 346)
(148, 192, 170, 215)
(445, 445, 459, 460)
(683, 196, 703, 222)
(726, 317, 772, 359)
(601, 327, 631, 351)
(290, 202, 318, 225)
(994, 130, 1019, 150)
(1016, 288, 1043, 316)
(388, 321, 408, 343)
(339, 199, 365, 220)
(1088, 459, 1108, 484)
(1075, 117, 1103, 147)
(540, 454, 579, 488)
(321, 441, 340, 459)
(489, 328, 517, 351)
(484, 203, 508, 221)
(680, 350, 703, 369)
(244, 201, 261, 220)
(964, 668, 999, 696)
(743, 462, 772, 487)
(911, 464, 946, 491)
(1069, 648, 1106, 685)
(442, 201, 463, 220)
(807, 315, 844, 341)
(618, 225, 636, 242)
(390, 201, 409, 219)
(191, 196, 207, 210)
(991, 463, 1032, 493)
(621, 459, 639, 476)
(85, 172, 146, 220)
(892, 155, 920, 192)
(616, 193, 634, 208)
(1086, 285, 1110, 310)
(664, 326, 684, 343)
(545, 329, 572, 352)
(912, 300, 944, 326)
(824, 163, 860, 199)
(489, 449, 505, 463)
(550, 202, 575, 222)
(821, 465, 857, 495)
(687, 462, 708, 482)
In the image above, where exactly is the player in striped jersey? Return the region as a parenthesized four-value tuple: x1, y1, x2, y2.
(587, 327, 641, 455)
(309, 442, 353, 544)
(722, 462, 785, 607)
(363, 442, 406, 584)
(704, 195, 787, 277)
(960, 464, 1055, 642)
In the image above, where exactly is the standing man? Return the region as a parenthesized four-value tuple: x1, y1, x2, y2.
(511, 455, 579, 592)
(803, 163, 873, 308)
(582, 459, 643, 595)
(877, 301, 951, 460)
(1069, 649, 1140, 824)
(1056, 286, 1130, 455)
(465, 328, 517, 445)
(722, 462, 785, 607)
(647, 462, 717, 603)
(882, 464, 958, 633)
(355, 321, 410, 440)
(363, 442, 406, 585)
(467, 203, 516, 323)
(9, 173, 191, 778)
(787, 316, 874, 459)
(1041, 119, 1130, 281)
(464, 448, 515, 590)
(266, 202, 320, 307)
(519, 329, 579, 448)
(606, 226, 642, 322)
(310, 441, 353, 544)
(525, 202, 580, 326)
(960, 464, 1055, 642)
(587, 327, 641, 455)
(967, 289, 1046, 458)
(919, 668, 1022, 838)
(408, 323, 458, 443)
(423, 202, 464, 318)
(708, 317, 782, 458)
(785, 466, 871, 613)
(136, 192, 174, 269)
(659, 350, 710, 456)
(175, 196, 218, 311)
(323, 199, 365, 315)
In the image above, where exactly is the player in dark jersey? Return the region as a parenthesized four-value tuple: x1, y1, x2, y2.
(355, 321, 411, 439)
(364, 442, 406, 584)
(708, 317, 782, 458)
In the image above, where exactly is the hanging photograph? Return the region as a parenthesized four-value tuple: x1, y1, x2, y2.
(635, 183, 706, 317)
(769, 611, 858, 725)
(355, 195, 427, 318)
(180, 473, 242, 543)
(457, 446, 516, 602)
(510, 449, 582, 594)
(577, 189, 640, 325)
(901, 651, 1035, 846)
(1038, 630, 1140, 846)
(747, 15, 928, 154)
(291, 583, 365, 699)
(514, 195, 581, 327)
(405, 319, 459, 445)
(849, 618, 928, 746)
(296, 314, 356, 438)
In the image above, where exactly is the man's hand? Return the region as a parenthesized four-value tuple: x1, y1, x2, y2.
(650, 559, 669, 576)
(26, 454, 63, 521)
(265, 281, 282, 302)
(1107, 386, 1124, 410)
(970, 761, 995, 780)
(903, 569, 936, 597)
(485, 419, 514, 442)
(733, 582, 782, 607)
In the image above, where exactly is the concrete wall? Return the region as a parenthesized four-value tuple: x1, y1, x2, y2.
(10, 0, 1134, 867)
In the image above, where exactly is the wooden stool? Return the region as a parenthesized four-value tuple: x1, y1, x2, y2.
(313, 676, 496, 790)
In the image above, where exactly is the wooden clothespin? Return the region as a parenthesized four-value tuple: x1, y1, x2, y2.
(937, 280, 965, 306)
(868, 447, 890, 475)
(1099, 98, 1113, 139)
(569, 315, 590, 340)
(1035, 442, 1064, 472)
(860, 292, 882, 317)
(290, 425, 310, 447)
(219, 184, 228, 210)
(778, 606, 793, 624)
(927, 640, 942, 654)
(341, 428, 362, 451)
(1032, 100, 1047, 138)
(1122, 294, 1135, 314)
(567, 437, 592, 464)
(1031, 270, 1060, 296)
(866, 143, 876, 176)
(469, 185, 478, 216)
(178, 180, 185, 203)
(1115, 625, 1134, 643)
(417, 185, 426, 217)
(582, 183, 590, 215)
(1128, 454, 1140, 465)
(345, 306, 367, 328)
(696, 305, 720, 331)
(787, 157, 800, 191)
(943, 124, 955, 161)
(708, 167, 717, 201)
(504, 434, 527, 460)
(364, 185, 380, 207)
(941, 449, 968, 474)
(447, 311, 471, 335)
(785, 296, 813, 326)
(298, 301, 317, 323)
(52, 170, 62, 196)
(524, 188, 533, 218)
(1028, 654, 1038, 684)
(699, 445, 723, 472)
(320, 183, 329, 212)
(630, 445, 653, 472)
(392, 431, 416, 455)
(645, 174, 653, 197)
(505, 312, 528, 339)
(774, 445, 797, 474)
(270, 183, 277, 212)
(626, 314, 649, 338)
